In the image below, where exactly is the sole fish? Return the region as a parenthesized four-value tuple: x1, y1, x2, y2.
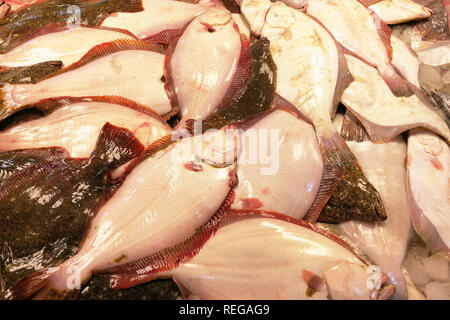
(407, 129, 450, 258)
(0, 24, 136, 68)
(0, 97, 171, 158)
(165, 6, 251, 128)
(0, 39, 172, 121)
(306, 0, 414, 97)
(128, 211, 396, 300)
(261, 2, 385, 223)
(231, 109, 323, 219)
(11, 127, 241, 299)
(101, 0, 218, 40)
(335, 113, 413, 300)
(341, 54, 450, 143)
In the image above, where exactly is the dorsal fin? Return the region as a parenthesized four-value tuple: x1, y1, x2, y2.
(1, 22, 138, 53)
(37, 39, 166, 82)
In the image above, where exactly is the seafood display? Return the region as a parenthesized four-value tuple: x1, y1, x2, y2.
(0, 0, 449, 301)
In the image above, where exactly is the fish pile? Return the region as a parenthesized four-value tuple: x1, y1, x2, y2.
(0, 0, 448, 300)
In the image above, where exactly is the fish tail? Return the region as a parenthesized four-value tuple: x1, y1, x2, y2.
(303, 126, 355, 222)
(0, 83, 21, 121)
(90, 122, 145, 169)
(10, 267, 80, 300)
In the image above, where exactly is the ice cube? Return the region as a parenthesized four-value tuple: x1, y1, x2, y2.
(422, 254, 449, 281)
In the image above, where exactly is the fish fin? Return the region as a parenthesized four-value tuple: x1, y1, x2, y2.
(271, 94, 313, 125)
(303, 166, 344, 223)
(213, 32, 253, 116)
(163, 29, 185, 118)
(105, 190, 236, 290)
(0, 61, 63, 84)
(226, 209, 365, 263)
(341, 111, 370, 142)
(366, 6, 393, 61)
(116, 133, 174, 182)
(379, 65, 414, 97)
(333, 43, 354, 116)
(37, 39, 165, 82)
(90, 122, 145, 169)
(344, 107, 417, 143)
(0, 83, 26, 121)
(11, 267, 80, 300)
(318, 161, 387, 223)
(33, 95, 167, 123)
(1, 23, 138, 54)
(0, 159, 65, 201)
(318, 131, 356, 168)
(144, 29, 185, 45)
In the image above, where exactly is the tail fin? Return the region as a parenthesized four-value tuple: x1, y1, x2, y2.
(89, 122, 145, 170)
(11, 267, 79, 300)
(0, 83, 23, 122)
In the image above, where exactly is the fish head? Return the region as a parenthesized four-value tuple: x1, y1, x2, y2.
(193, 125, 242, 168)
(195, 6, 233, 33)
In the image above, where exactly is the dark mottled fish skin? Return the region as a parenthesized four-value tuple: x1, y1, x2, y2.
(0, 147, 69, 182)
(0, 123, 144, 299)
(414, 0, 450, 40)
(0, 0, 143, 54)
(0, 61, 62, 84)
(426, 89, 450, 128)
(318, 112, 387, 224)
(202, 38, 277, 132)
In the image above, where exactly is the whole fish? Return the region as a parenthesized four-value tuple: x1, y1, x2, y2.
(306, 0, 414, 97)
(0, 0, 143, 54)
(11, 126, 241, 299)
(335, 113, 412, 300)
(362, 0, 432, 24)
(0, 123, 145, 294)
(231, 108, 323, 219)
(0, 98, 171, 158)
(261, 2, 385, 223)
(165, 6, 251, 128)
(341, 54, 450, 143)
(0, 39, 172, 121)
(101, 0, 218, 40)
(407, 129, 450, 258)
(0, 24, 136, 68)
(391, 35, 421, 87)
(112, 212, 396, 300)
